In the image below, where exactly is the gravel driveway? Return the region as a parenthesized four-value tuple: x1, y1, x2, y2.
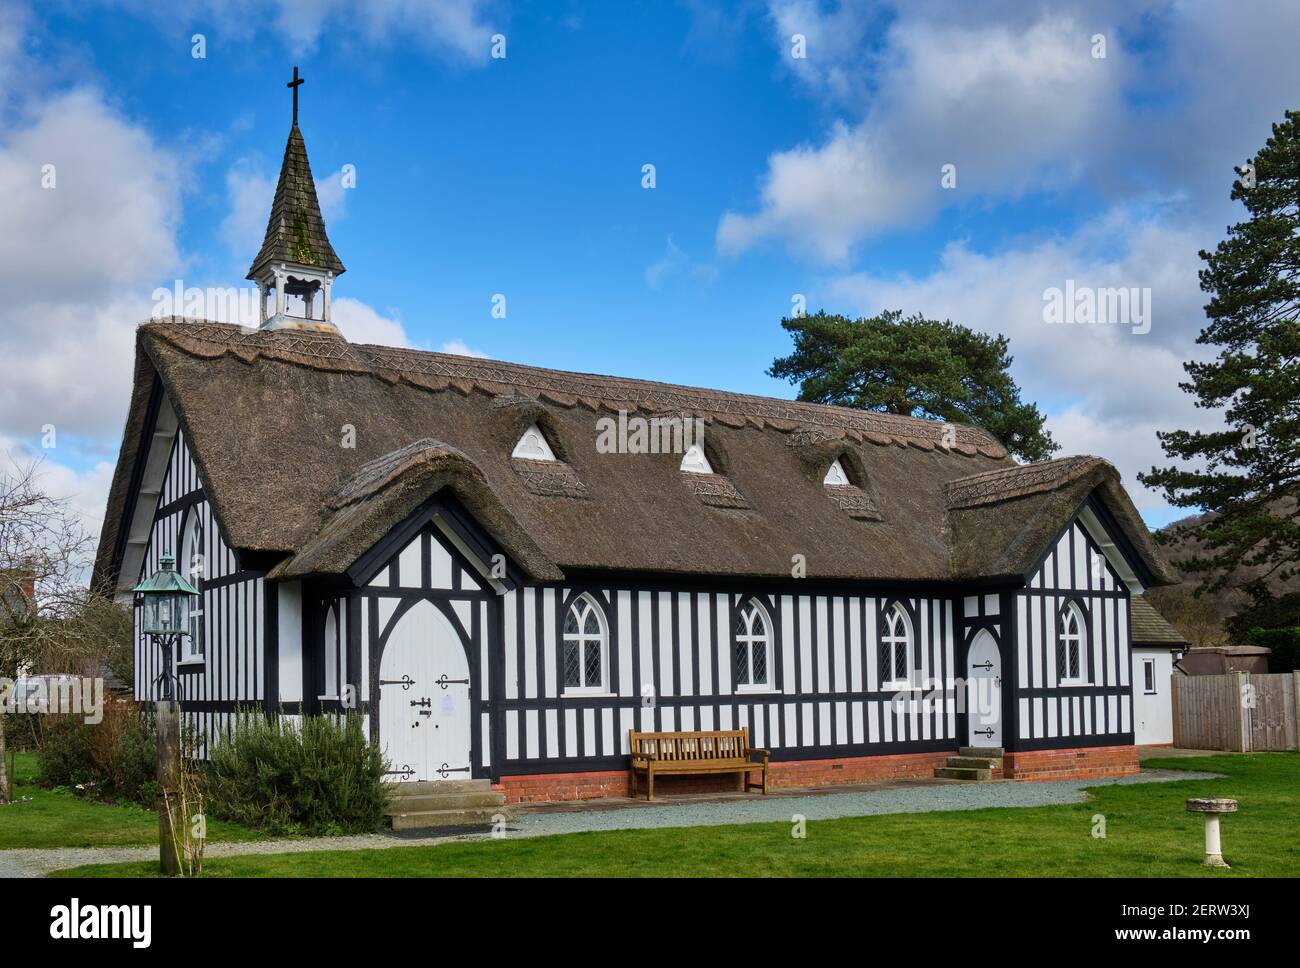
(0, 767, 1220, 877)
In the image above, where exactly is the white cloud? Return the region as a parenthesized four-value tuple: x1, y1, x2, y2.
(438, 339, 489, 359)
(0, 87, 183, 444)
(645, 235, 718, 288)
(332, 297, 409, 347)
(220, 163, 276, 260)
(101, 0, 498, 60)
(0, 439, 117, 538)
(726, 2, 1300, 262)
(721, 8, 1123, 261)
(0, 88, 183, 302)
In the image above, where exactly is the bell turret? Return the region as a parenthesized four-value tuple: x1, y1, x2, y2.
(247, 66, 346, 334)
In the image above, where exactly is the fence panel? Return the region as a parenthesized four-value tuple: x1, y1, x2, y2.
(1173, 672, 1299, 751)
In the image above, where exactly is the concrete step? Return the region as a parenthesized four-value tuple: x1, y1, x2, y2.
(385, 792, 506, 812)
(959, 746, 1004, 759)
(389, 806, 510, 832)
(934, 766, 993, 781)
(385, 779, 492, 796)
(947, 755, 1002, 770)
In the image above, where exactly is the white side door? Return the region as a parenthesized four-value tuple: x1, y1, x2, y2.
(966, 630, 1002, 747)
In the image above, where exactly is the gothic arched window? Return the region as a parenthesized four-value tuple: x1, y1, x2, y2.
(879, 601, 912, 687)
(733, 599, 773, 691)
(1058, 601, 1086, 683)
(562, 593, 608, 694)
(179, 511, 205, 662)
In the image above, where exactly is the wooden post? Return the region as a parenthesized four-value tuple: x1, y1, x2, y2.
(156, 700, 182, 876)
(1293, 672, 1300, 751)
(1237, 671, 1251, 753)
(1171, 673, 1182, 748)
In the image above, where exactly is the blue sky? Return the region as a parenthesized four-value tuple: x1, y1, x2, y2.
(2, 0, 1297, 536)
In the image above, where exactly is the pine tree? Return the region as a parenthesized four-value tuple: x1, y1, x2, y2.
(769, 309, 1057, 461)
(1139, 111, 1300, 632)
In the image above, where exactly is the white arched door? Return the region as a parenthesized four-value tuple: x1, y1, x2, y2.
(378, 600, 472, 782)
(966, 630, 1002, 747)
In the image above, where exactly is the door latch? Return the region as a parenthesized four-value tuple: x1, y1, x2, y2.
(411, 697, 431, 708)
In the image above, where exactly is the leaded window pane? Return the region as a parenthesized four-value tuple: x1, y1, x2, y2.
(583, 610, 600, 636)
(583, 641, 601, 688)
(894, 643, 908, 681)
(563, 607, 579, 635)
(563, 641, 580, 687)
(735, 641, 750, 685)
(752, 643, 767, 684)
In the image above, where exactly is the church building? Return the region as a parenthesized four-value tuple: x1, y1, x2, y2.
(93, 78, 1184, 802)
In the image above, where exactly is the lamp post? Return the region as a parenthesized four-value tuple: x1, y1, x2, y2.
(133, 554, 199, 875)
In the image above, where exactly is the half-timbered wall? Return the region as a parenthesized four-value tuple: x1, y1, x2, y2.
(498, 586, 958, 774)
(1012, 514, 1132, 749)
(133, 429, 266, 754)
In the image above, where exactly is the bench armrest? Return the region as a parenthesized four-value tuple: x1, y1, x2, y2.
(748, 748, 770, 760)
(630, 752, 658, 764)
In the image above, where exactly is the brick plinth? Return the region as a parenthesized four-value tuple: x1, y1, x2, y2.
(1001, 744, 1139, 781)
(495, 750, 954, 804)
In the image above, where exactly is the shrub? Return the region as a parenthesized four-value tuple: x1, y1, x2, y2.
(36, 700, 159, 808)
(202, 710, 388, 836)
(1247, 627, 1300, 673)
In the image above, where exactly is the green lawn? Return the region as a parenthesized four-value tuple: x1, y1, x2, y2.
(51, 753, 1300, 877)
(0, 752, 260, 849)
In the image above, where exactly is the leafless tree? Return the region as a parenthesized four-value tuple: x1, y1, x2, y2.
(0, 455, 130, 802)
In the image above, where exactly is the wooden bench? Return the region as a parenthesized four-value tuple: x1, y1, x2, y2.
(628, 728, 769, 801)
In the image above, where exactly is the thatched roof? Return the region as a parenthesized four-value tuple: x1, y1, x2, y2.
(93, 319, 1176, 591)
(946, 457, 1177, 585)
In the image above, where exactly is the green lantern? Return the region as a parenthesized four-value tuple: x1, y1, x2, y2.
(134, 555, 200, 701)
(134, 554, 199, 636)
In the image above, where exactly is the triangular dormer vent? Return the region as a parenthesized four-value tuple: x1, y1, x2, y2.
(512, 424, 556, 461)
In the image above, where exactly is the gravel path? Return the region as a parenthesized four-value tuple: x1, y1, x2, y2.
(506, 768, 1221, 838)
(0, 768, 1220, 877)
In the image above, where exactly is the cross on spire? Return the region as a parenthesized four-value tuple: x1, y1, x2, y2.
(287, 66, 304, 126)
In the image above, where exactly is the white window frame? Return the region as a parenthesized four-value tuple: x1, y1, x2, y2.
(179, 511, 205, 664)
(561, 593, 609, 696)
(1142, 657, 1157, 695)
(1058, 601, 1087, 685)
(734, 600, 774, 693)
(880, 602, 912, 689)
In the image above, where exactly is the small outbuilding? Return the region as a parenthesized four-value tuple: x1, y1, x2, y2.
(1175, 645, 1272, 677)
(1129, 596, 1188, 745)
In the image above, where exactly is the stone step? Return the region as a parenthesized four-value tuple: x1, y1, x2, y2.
(959, 746, 1004, 759)
(947, 755, 1002, 770)
(385, 778, 492, 796)
(934, 766, 993, 781)
(388, 806, 510, 832)
(385, 792, 506, 812)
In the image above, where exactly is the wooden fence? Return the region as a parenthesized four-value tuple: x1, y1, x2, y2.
(1173, 672, 1300, 751)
